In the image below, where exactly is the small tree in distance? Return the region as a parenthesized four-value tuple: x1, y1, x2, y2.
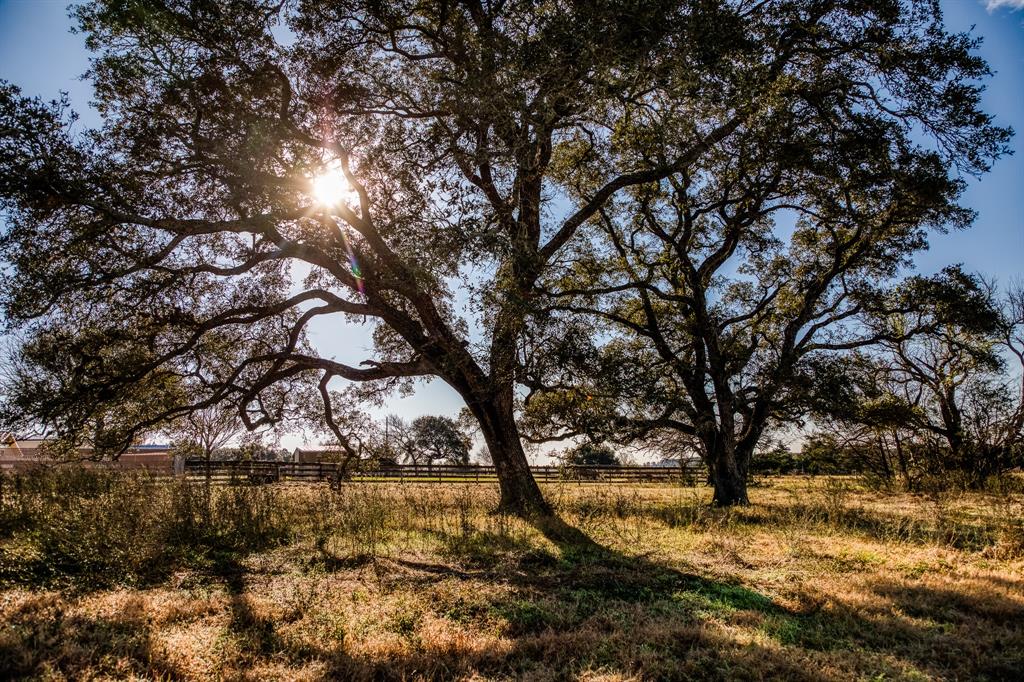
(560, 442, 620, 467)
(474, 446, 493, 466)
(368, 414, 471, 468)
(166, 401, 244, 511)
(410, 415, 472, 469)
(168, 403, 244, 464)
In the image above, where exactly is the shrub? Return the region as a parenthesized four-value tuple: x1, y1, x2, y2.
(0, 468, 298, 587)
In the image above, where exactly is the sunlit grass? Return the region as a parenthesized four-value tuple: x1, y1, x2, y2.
(0, 472, 1021, 679)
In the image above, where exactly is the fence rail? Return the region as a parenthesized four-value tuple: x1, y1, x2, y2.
(183, 460, 704, 485)
(0, 459, 173, 475)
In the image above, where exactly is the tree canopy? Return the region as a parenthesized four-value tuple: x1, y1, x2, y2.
(409, 415, 472, 467)
(560, 442, 620, 467)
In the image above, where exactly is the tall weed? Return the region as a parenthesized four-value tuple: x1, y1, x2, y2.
(0, 468, 298, 587)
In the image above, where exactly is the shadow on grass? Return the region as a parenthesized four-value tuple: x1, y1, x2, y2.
(2, 509, 1022, 680)
(0, 535, 267, 596)
(281, 521, 825, 681)
(0, 592, 173, 679)
(324, 522, 1022, 681)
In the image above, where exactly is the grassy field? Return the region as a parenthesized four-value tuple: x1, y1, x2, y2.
(0, 472, 1022, 681)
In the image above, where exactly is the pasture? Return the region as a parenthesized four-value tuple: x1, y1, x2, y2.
(0, 471, 1022, 680)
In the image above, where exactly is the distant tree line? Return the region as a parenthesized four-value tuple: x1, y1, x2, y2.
(802, 279, 1024, 490)
(741, 280, 1024, 488)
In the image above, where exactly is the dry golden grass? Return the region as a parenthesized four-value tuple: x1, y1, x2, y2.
(1, 475, 1022, 680)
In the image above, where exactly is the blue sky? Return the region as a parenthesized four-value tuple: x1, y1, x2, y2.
(1, 0, 1022, 453)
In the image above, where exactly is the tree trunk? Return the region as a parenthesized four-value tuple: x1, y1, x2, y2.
(203, 448, 212, 517)
(712, 467, 749, 506)
(712, 456, 745, 503)
(876, 433, 894, 483)
(704, 433, 751, 506)
(893, 430, 912, 491)
(469, 395, 552, 518)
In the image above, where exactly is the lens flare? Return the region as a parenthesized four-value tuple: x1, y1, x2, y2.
(349, 253, 364, 294)
(311, 164, 358, 207)
(310, 161, 365, 293)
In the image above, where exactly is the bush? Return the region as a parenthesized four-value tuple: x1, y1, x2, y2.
(0, 468, 298, 588)
(559, 442, 620, 466)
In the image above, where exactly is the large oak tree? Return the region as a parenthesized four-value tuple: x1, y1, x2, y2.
(518, 2, 1009, 504)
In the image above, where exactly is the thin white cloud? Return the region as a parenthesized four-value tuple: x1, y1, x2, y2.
(986, 0, 1024, 11)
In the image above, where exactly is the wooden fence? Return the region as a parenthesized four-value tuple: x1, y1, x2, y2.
(0, 459, 173, 475)
(183, 460, 705, 485)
